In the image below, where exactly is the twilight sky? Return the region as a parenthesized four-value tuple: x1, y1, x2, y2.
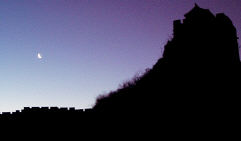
(0, 0, 240, 112)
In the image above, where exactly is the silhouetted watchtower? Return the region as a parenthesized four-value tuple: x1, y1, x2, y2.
(165, 4, 240, 64)
(183, 4, 215, 25)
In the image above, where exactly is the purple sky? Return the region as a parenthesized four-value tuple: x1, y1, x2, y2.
(0, 0, 240, 112)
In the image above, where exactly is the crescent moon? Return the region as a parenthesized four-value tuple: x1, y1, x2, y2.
(37, 53, 42, 59)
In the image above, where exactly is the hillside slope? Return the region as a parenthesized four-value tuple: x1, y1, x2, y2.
(93, 5, 241, 120)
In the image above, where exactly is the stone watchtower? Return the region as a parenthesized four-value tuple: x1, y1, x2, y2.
(164, 4, 240, 64)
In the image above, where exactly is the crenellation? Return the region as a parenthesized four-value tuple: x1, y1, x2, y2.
(0, 107, 93, 119)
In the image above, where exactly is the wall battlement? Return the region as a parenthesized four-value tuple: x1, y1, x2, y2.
(0, 107, 93, 119)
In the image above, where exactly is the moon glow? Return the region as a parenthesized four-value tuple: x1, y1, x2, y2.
(37, 53, 42, 59)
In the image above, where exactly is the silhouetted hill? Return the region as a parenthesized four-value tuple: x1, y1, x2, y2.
(1, 5, 240, 137)
(93, 4, 241, 127)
